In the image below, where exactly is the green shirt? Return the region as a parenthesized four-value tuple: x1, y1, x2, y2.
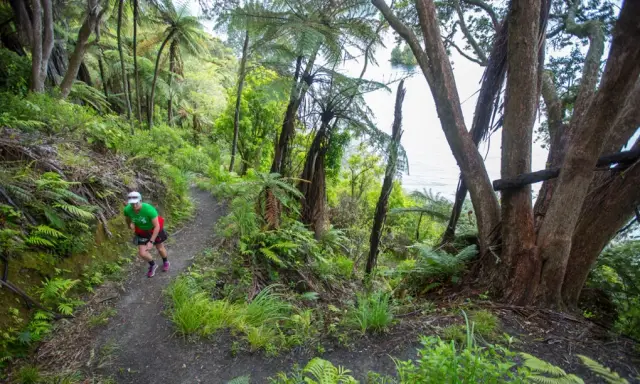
(124, 203, 158, 231)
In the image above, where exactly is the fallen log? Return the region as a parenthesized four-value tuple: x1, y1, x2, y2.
(493, 148, 640, 191)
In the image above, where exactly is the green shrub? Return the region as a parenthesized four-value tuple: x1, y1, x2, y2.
(333, 255, 354, 279)
(471, 310, 499, 340)
(0, 49, 30, 95)
(394, 336, 526, 383)
(588, 240, 640, 339)
(16, 364, 41, 384)
(347, 291, 394, 334)
(242, 285, 291, 327)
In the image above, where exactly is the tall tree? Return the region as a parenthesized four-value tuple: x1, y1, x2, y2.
(366, 80, 405, 275)
(29, 0, 54, 92)
(374, 0, 640, 308)
(229, 30, 250, 171)
(117, 0, 133, 120)
(133, 0, 142, 121)
(59, 0, 108, 98)
(147, 0, 207, 128)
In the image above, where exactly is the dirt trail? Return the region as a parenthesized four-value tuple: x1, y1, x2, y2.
(93, 188, 417, 383)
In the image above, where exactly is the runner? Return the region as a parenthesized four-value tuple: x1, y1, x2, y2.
(124, 191, 170, 277)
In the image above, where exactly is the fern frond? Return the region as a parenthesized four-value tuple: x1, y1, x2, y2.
(260, 247, 284, 266)
(33, 225, 66, 238)
(54, 203, 95, 220)
(44, 208, 65, 229)
(577, 355, 628, 384)
(26, 236, 56, 247)
(520, 353, 569, 376)
(226, 375, 250, 384)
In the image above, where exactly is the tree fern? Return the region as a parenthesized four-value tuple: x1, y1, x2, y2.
(577, 355, 628, 384)
(520, 353, 584, 384)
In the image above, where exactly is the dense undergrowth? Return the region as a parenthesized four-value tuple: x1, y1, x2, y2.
(0, 86, 224, 372)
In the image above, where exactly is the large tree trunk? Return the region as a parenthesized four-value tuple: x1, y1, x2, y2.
(562, 160, 640, 306)
(534, 0, 640, 307)
(148, 32, 174, 128)
(497, 0, 540, 304)
(117, 0, 132, 120)
(133, 0, 142, 122)
(229, 30, 250, 172)
(366, 80, 406, 275)
(29, 0, 54, 92)
(59, 0, 105, 99)
(271, 48, 318, 175)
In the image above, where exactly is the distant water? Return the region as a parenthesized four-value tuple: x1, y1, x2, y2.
(341, 33, 549, 200)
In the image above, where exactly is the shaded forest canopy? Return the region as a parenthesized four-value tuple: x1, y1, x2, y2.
(0, 0, 639, 381)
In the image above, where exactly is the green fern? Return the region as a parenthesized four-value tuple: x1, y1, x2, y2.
(226, 375, 251, 384)
(25, 236, 56, 247)
(260, 247, 285, 266)
(54, 203, 95, 220)
(520, 353, 584, 384)
(33, 225, 66, 238)
(43, 207, 66, 229)
(577, 355, 628, 384)
(302, 358, 357, 384)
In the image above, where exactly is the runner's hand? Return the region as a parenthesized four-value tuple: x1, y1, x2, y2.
(129, 223, 135, 231)
(146, 241, 154, 250)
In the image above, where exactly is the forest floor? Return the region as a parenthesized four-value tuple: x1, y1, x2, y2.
(14, 188, 640, 383)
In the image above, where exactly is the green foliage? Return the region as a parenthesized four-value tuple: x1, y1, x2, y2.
(390, 44, 417, 67)
(587, 240, 640, 339)
(392, 245, 477, 294)
(520, 353, 584, 384)
(346, 291, 394, 334)
(88, 308, 118, 328)
(394, 336, 526, 383)
(167, 277, 303, 354)
(37, 277, 83, 316)
(227, 376, 251, 384)
(576, 355, 628, 384)
(0, 49, 30, 95)
(269, 358, 357, 384)
(16, 364, 42, 384)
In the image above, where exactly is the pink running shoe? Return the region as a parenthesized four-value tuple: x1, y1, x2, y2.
(147, 264, 158, 278)
(162, 261, 170, 272)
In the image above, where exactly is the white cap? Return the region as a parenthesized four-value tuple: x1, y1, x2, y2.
(127, 191, 142, 204)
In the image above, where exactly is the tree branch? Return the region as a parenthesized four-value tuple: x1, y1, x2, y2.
(494, 148, 640, 191)
(541, 71, 563, 138)
(445, 36, 485, 65)
(370, 0, 435, 86)
(602, 78, 640, 155)
(454, 0, 488, 65)
(564, 0, 605, 116)
(462, 0, 499, 30)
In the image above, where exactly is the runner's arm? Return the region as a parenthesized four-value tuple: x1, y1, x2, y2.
(125, 216, 135, 231)
(149, 217, 161, 243)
